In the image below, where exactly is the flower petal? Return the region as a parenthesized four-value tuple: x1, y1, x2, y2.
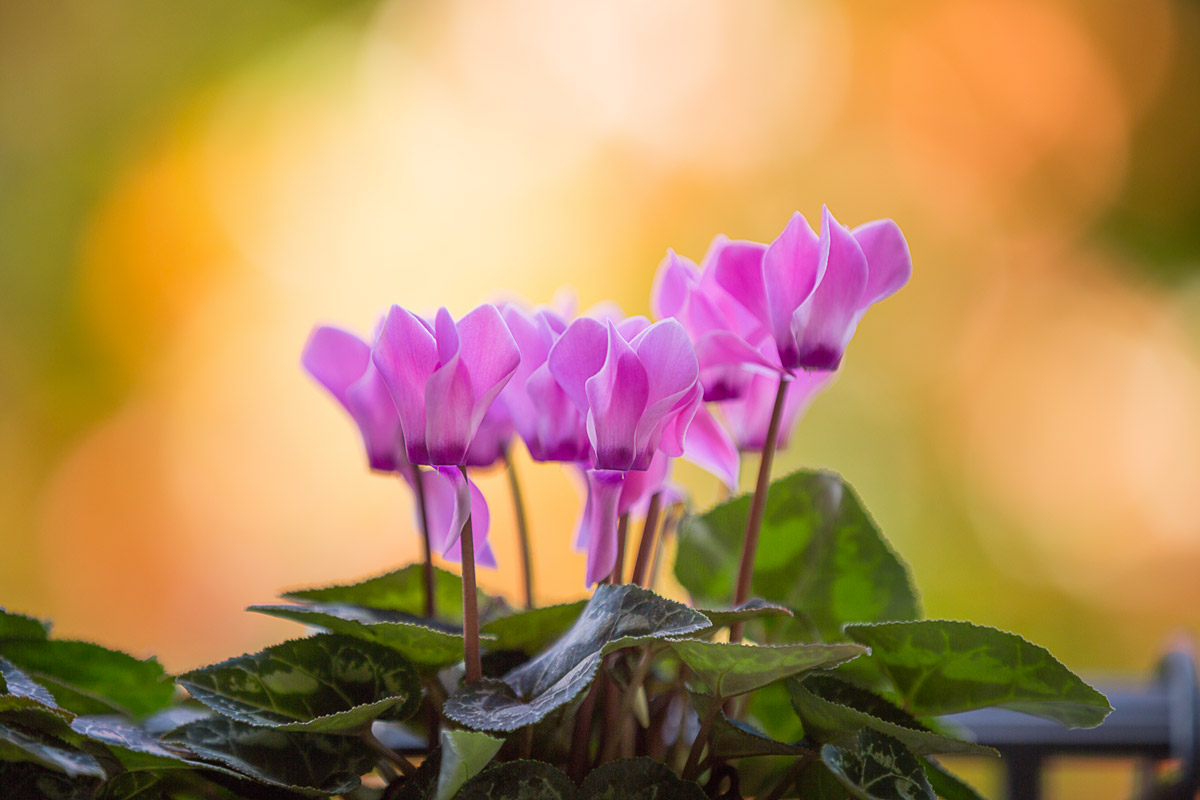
(681, 402, 741, 489)
(618, 450, 671, 515)
(713, 236, 771, 325)
(302, 326, 370, 409)
(790, 207, 869, 371)
(852, 218, 912, 309)
(424, 350, 475, 465)
(585, 322, 650, 471)
(373, 306, 439, 464)
(525, 364, 591, 462)
(651, 249, 699, 320)
(344, 363, 405, 472)
(440, 475, 494, 568)
(579, 470, 626, 586)
(548, 317, 608, 415)
(720, 369, 834, 451)
(762, 212, 822, 369)
(456, 304, 521, 427)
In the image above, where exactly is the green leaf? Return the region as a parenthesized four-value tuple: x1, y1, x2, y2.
(0, 608, 51, 641)
(921, 757, 985, 800)
(163, 715, 375, 794)
(690, 693, 807, 759)
(821, 729, 935, 800)
(1, 657, 60, 709)
(249, 604, 465, 672)
(0, 719, 104, 778)
(0, 639, 173, 720)
(843, 621, 1112, 728)
(282, 565, 500, 624)
(788, 675, 995, 757)
(794, 758, 852, 800)
(669, 640, 865, 698)
(434, 728, 505, 800)
(693, 600, 793, 635)
(178, 633, 421, 733)
(444, 585, 709, 732)
(580, 758, 706, 800)
(456, 761, 577, 800)
(480, 602, 587, 654)
(675, 470, 919, 642)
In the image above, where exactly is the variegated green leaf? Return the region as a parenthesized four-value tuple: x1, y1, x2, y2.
(249, 604, 464, 672)
(821, 729, 934, 800)
(669, 640, 866, 698)
(480, 602, 587, 654)
(178, 633, 420, 733)
(434, 729, 505, 800)
(443, 585, 709, 732)
(580, 759, 705, 800)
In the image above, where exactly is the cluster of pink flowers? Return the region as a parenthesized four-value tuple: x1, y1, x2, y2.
(303, 209, 910, 586)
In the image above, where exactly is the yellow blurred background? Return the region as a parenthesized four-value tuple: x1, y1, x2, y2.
(1, 2, 1198, 795)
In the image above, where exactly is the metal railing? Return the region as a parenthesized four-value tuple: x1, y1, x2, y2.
(947, 648, 1200, 800)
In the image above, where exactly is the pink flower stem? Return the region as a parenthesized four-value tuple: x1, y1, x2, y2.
(458, 465, 482, 683)
(504, 446, 535, 609)
(630, 492, 663, 588)
(729, 377, 789, 644)
(409, 466, 436, 619)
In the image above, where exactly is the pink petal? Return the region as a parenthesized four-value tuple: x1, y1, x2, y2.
(789, 207, 869, 371)
(654, 382, 702, 460)
(585, 322, 650, 471)
(651, 250, 700, 320)
(418, 467, 470, 554)
(681, 402, 741, 489)
(852, 218, 912, 309)
(720, 369, 833, 451)
(424, 351, 475, 465)
(302, 326, 370, 408)
(456, 304, 521, 429)
(373, 306, 439, 464)
(618, 450, 671, 515)
(525, 365, 591, 462)
(439, 474, 494, 568)
(464, 397, 513, 468)
(344, 363, 405, 472)
(434, 307, 460, 366)
(695, 330, 783, 377)
(762, 212, 822, 369)
(579, 470, 625, 586)
(713, 236, 771, 326)
(548, 317, 608, 415)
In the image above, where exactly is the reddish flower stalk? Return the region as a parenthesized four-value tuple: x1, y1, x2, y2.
(459, 468, 482, 683)
(504, 447, 535, 609)
(630, 492, 663, 587)
(729, 377, 789, 644)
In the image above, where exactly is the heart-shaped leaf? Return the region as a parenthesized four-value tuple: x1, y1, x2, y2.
(843, 621, 1112, 728)
(443, 585, 709, 732)
(163, 715, 376, 794)
(249, 604, 465, 672)
(580, 758, 706, 800)
(675, 471, 919, 642)
(178, 633, 421, 733)
(0, 609, 51, 642)
(821, 729, 934, 800)
(0, 720, 104, 779)
(669, 640, 866, 698)
(788, 675, 994, 757)
(0, 640, 173, 720)
(434, 729, 505, 800)
(921, 757, 985, 800)
(692, 600, 793, 635)
(456, 761, 577, 800)
(282, 565, 500, 624)
(479, 602, 587, 655)
(690, 693, 807, 759)
(1, 657, 60, 710)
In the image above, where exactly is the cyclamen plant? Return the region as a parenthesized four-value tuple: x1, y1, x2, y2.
(0, 210, 1112, 800)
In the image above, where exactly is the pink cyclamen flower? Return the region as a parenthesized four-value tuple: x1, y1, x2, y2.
(464, 399, 514, 469)
(302, 323, 494, 564)
(373, 304, 521, 466)
(712, 207, 911, 374)
(719, 369, 834, 452)
(548, 317, 700, 584)
(302, 325, 405, 473)
(499, 304, 591, 463)
(548, 316, 700, 472)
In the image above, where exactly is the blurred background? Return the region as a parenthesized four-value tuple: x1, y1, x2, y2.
(1, 2, 1197, 795)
